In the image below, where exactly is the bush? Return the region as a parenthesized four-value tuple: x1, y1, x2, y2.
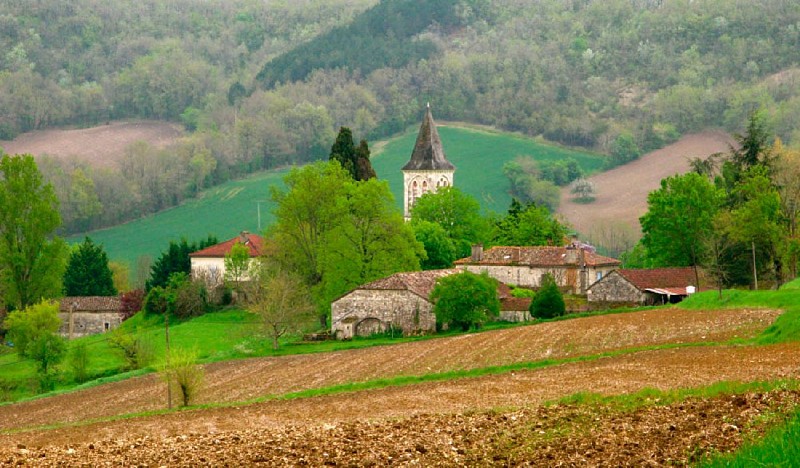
(68, 342, 90, 383)
(530, 273, 565, 319)
(430, 271, 500, 331)
(120, 289, 145, 320)
(108, 329, 154, 371)
(159, 348, 204, 407)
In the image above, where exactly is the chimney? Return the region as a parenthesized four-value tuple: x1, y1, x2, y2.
(239, 230, 249, 244)
(471, 244, 483, 262)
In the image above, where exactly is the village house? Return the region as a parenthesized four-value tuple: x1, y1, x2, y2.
(586, 267, 700, 305)
(58, 296, 124, 339)
(189, 231, 264, 288)
(455, 243, 621, 295)
(331, 269, 530, 339)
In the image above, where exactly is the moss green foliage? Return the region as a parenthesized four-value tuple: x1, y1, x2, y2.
(431, 271, 500, 331)
(144, 273, 208, 319)
(63, 237, 117, 296)
(3, 301, 67, 392)
(413, 220, 457, 270)
(411, 187, 489, 259)
(492, 199, 569, 247)
(159, 347, 204, 407)
(530, 273, 565, 319)
(0, 154, 68, 309)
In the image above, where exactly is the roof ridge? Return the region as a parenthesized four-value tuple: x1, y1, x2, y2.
(402, 105, 456, 171)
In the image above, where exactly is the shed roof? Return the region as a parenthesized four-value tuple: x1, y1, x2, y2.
(356, 269, 460, 300)
(60, 296, 121, 312)
(189, 232, 264, 258)
(455, 245, 620, 268)
(617, 267, 697, 290)
(401, 105, 455, 171)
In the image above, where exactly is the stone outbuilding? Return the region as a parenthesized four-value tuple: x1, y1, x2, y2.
(331, 269, 459, 339)
(455, 243, 621, 295)
(189, 231, 264, 288)
(586, 267, 700, 306)
(58, 296, 124, 339)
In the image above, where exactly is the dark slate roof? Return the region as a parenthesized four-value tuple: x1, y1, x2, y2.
(455, 246, 621, 268)
(402, 105, 456, 171)
(617, 267, 698, 290)
(189, 232, 264, 258)
(60, 296, 121, 312)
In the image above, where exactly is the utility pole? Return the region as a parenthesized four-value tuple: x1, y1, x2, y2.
(752, 241, 759, 290)
(256, 200, 269, 231)
(165, 314, 172, 409)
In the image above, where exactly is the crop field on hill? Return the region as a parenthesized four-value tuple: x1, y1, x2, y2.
(371, 124, 605, 214)
(2, 290, 800, 465)
(0, 121, 183, 168)
(69, 170, 286, 267)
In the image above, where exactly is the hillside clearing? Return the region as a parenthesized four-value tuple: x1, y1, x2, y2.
(0, 121, 184, 168)
(558, 130, 734, 237)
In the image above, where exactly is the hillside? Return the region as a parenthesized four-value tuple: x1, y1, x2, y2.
(1, 300, 798, 465)
(0, 121, 183, 168)
(558, 130, 734, 238)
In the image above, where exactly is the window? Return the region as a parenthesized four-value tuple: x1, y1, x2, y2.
(104, 322, 110, 331)
(596, 271, 603, 281)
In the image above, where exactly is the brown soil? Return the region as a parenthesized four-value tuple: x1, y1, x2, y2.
(0, 121, 183, 168)
(2, 344, 799, 466)
(0, 307, 776, 432)
(558, 131, 734, 237)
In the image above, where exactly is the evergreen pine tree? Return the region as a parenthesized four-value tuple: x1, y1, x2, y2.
(63, 237, 117, 296)
(354, 139, 376, 181)
(329, 127, 357, 179)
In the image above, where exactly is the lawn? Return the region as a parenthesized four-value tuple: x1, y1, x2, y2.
(371, 124, 605, 215)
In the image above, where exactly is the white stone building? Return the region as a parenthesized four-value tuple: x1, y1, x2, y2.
(189, 231, 264, 288)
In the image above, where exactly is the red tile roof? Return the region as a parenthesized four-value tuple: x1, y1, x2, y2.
(617, 267, 698, 290)
(60, 296, 121, 312)
(500, 296, 532, 311)
(455, 245, 620, 268)
(189, 232, 264, 258)
(357, 269, 460, 299)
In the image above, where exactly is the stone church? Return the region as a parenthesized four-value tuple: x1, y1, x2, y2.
(402, 104, 456, 219)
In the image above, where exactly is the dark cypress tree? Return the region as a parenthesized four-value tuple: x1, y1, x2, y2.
(63, 237, 117, 296)
(329, 127, 357, 179)
(529, 273, 565, 319)
(146, 235, 217, 291)
(354, 139, 376, 181)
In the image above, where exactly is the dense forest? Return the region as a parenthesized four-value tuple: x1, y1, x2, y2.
(1, 0, 800, 233)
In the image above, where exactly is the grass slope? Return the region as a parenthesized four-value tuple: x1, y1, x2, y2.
(72, 125, 601, 266)
(371, 124, 605, 214)
(69, 170, 287, 267)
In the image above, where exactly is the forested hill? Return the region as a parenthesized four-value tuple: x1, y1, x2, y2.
(3, 0, 800, 235)
(256, 0, 474, 88)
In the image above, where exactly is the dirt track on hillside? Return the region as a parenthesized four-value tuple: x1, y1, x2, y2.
(0, 308, 777, 433)
(559, 131, 734, 237)
(0, 121, 183, 168)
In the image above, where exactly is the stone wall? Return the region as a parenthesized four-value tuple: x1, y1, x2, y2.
(458, 265, 615, 294)
(332, 289, 435, 339)
(586, 272, 645, 303)
(58, 311, 125, 338)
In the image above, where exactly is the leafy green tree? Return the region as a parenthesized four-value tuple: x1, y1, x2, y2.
(158, 347, 204, 407)
(607, 132, 641, 168)
(0, 154, 68, 309)
(410, 186, 488, 259)
(3, 301, 67, 390)
(492, 200, 569, 247)
(146, 236, 218, 291)
(640, 172, 724, 284)
(430, 271, 499, 331)
(318, 179, 422, 305)
(224, 242, 252, 296)
(413, 220, 456, 270)
(329, 126, 357, 179)
(63, 237, 117, 297)
(529, 273, 565, 319)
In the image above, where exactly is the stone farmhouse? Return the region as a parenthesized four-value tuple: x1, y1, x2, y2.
(58, 296, 124, 339)
(455, 243, 621, 294)
(331, 269, 531, 339)
(189, 231, 264, 288)
(402, 104, 455, 220)
(586, 267, 699, 305)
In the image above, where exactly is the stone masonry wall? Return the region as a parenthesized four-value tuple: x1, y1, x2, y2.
(58, 312, 125, 338)
(586, 273, 645, 303)
(332, 289, 435, 338)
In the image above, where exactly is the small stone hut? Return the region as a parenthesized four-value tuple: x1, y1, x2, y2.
(58, 296, 124, 339)
(331, 269, 458, 339)
(586, 267, 699, 305)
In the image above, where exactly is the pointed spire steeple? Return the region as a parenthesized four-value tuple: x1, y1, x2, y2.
(402, 105, 455, 171)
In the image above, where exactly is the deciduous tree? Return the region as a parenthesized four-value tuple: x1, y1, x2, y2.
(410, 186, 488, 259)
(430, 271, 499, 331)
(0, 154, 68, 309)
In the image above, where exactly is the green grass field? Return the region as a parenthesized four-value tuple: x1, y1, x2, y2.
(371, 124, 605, 215)
(70, 125, 602, 267)
(68, 170, 287, 268)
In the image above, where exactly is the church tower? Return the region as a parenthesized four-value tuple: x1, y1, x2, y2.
(402, 104, 456, 219)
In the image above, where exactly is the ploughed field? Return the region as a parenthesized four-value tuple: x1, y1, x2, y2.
(2, 306, 799, 466)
